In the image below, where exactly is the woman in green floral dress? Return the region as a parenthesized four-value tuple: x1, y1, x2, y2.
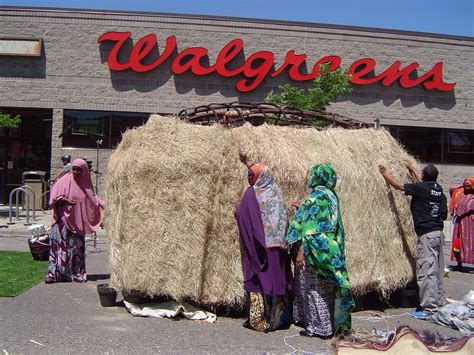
(288, 163, 354, 337)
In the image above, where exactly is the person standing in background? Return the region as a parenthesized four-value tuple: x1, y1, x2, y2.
(53, 155, 72, 182)
(450, 178, 474, 271)
(45, 159, 104, 283)
(379, 162, 447, 319)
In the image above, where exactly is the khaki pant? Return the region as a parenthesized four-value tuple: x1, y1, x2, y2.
(416, 230, 445, 310)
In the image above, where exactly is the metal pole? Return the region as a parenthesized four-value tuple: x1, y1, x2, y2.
(373, 118, 381, 129)
(23, 190, 31, 225)
(96, 139, 99, 194)
(14, 189, 21, 220)
(8, 188, 17, 224)
(95, 138, 102, 194)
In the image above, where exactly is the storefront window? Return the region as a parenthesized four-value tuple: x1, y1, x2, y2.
(384, 125, 473, 165)
(443, 129, 474, 164)
(398, 126, 442, 163)
(63, 110, 149, 148)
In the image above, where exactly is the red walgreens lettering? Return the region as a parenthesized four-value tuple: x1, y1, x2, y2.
(97, 32, 456, 92)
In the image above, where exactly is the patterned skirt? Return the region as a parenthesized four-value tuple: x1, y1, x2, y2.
(451, 216, 474, 265)
(293, 266, 335, 337)
(244, 292, 292, 332)
(45, 223, 87, 283)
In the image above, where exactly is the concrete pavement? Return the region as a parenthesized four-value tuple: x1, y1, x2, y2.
(0, 208, 472, 354)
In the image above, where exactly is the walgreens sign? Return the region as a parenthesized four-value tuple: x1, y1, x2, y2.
(98, 32, 456, 93)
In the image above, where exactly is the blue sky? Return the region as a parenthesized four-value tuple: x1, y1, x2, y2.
(1, 0, 473, 37)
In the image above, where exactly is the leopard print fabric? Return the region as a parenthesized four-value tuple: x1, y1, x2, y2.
(248, 292, 269, 332)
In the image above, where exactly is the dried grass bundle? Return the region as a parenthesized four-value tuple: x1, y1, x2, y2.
(105, 115, 418, 306)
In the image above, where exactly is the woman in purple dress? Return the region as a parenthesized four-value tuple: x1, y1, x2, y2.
(235, 153, 292, 332)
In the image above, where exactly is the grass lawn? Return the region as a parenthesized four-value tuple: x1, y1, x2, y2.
(0, 251, 48, 297)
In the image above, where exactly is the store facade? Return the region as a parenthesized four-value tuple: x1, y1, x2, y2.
(0, 6, 473, 202)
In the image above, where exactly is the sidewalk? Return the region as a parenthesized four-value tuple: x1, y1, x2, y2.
(0, 208, 51, 252)
(0, 207, 106, 251)
(0, 209, 472, 353)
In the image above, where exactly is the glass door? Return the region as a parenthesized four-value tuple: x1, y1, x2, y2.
(0, 108, 52, 204)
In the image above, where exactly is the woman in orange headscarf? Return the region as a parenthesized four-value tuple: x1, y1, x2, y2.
(451, 178, 474, 271)
(235, 153, 292, 332)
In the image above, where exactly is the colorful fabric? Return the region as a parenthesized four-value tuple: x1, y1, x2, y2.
(50, 159, 104, 236)
(337, 326, 474, 353)
(288, 163, 354, 334)
(451, 184, 474, 264)
(45, 223, 86, 283)
(244, 291, 292, 332)
(449, 186, 463, 215)
(253, 166, 289, 248)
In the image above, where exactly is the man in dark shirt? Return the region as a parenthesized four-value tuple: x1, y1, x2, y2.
(379, 162, 447, 319)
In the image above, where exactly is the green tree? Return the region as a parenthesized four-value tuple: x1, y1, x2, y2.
(265, 63, 352, 112)
(0, 113, 21, 128)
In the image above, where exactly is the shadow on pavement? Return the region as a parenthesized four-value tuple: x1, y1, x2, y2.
(88, 273, 111, 281)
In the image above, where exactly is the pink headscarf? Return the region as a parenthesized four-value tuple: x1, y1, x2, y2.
(50, 159, 104, 235)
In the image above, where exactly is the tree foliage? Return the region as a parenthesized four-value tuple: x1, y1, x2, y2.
(265, 63, 352, 112)
(0, 113, 21, 128)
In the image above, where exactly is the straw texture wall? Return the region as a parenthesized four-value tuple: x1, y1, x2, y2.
(105, 115, 418, 306)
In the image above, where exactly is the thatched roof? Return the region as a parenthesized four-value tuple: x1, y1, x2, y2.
(105, 115, 418, 306)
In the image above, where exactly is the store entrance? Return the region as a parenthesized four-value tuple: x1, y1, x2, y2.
(0, 108, 52, 204)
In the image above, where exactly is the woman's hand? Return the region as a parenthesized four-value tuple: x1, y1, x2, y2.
(292, 200, 301, 209)
(239, 152, 254, 168)
(295, 245, 305, 271)
(62, 197, 77, 205)
(239, 152, 248, 164)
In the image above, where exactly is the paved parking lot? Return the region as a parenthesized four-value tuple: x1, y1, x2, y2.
(0, 210, 472, 353)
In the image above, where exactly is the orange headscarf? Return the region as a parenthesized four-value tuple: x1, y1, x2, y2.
(449, 178, 474, 214)
(463, 178, 474, 190)
(248, 163, 266, 186)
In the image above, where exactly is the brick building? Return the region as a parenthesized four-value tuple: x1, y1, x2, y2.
(0, 6, 473, 202)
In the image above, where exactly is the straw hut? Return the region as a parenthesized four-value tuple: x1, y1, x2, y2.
(105, 114, 418, 306)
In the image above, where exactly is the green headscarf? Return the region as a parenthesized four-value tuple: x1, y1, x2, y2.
(308, 163, 337, 192)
